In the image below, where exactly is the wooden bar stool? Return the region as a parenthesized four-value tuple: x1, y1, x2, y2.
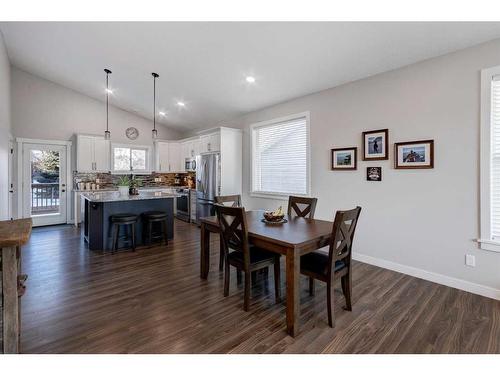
(110, 213, 138, 254)
(142, 211, 169, 247)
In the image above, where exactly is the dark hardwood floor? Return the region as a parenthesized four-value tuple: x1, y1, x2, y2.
(19, 220, 500, 353)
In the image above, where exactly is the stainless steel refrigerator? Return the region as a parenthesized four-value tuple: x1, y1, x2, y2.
(195, 153, 221, 223)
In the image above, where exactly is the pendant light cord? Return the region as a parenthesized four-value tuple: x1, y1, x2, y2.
(106, 72, 109, 133)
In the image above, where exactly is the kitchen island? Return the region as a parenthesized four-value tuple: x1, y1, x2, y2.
(81, 191, 177, 251)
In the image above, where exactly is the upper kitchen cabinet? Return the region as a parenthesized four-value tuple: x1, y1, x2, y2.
(76, 134, 110, 172)
(155, 141, 184, 172)
(199, 132, 220, 153)
(182, 138, 201, 159)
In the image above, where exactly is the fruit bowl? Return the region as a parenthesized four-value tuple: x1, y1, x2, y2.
(263, 212, 285, 222)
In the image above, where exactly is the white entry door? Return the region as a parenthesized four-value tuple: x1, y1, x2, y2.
(22, 143, 68, 226)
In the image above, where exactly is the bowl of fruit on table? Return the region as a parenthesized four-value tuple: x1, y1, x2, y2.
(263, 206, 286, 224)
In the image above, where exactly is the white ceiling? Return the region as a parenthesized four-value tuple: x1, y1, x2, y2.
(2, 22, 500, 131)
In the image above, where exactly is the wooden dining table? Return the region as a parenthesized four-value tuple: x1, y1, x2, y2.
(199, 210, 333, 337)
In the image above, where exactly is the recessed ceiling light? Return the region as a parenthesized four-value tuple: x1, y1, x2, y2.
(177, 101, 185, 107)
(246, 76, 256, 83)
(159, 111, 166, 116)
(105, 88, 113, 94)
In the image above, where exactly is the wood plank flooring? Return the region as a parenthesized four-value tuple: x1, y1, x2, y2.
(19, 220, 500, 353)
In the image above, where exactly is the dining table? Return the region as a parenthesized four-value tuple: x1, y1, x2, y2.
(199, 210, 334, 337)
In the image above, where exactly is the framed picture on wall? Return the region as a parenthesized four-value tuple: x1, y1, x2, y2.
(394, 140, 434, 169)
(331, 147, 357, 170)
(367, 167, 382, 181)
(362, 128, 389, 160)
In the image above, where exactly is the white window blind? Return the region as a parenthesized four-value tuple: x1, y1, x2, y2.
(491, 75, 500, 239)
(251, 115, 309, 196)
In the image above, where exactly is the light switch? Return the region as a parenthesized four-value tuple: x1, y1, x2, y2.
(465, 254, 475, 267)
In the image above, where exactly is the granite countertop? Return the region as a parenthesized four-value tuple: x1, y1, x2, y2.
(74, 185, 189, 193)
(81, 191, 179, 202)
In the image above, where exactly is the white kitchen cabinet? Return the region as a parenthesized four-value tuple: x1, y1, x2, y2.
(192, 138, 201, 156)
(76, 135, 110, 172)
(156, 141, 170, 172)
(155, 141, 185, 172)
(199, 132, 220, 153)
(168, 142, 183, 172)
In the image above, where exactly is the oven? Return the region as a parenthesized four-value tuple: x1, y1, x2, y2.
(175, 188, 190, 222)
(185, 158, 196, 172)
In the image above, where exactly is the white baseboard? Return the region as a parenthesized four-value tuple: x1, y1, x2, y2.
(352, 252, 500, 301)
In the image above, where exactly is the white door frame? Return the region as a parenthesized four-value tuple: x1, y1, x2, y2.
(16, 138, 73, 225)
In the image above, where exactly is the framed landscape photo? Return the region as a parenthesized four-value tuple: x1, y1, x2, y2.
(394, 140, 434, 169)
(331, 147, 357, 170)
(362, 128, 389, 160)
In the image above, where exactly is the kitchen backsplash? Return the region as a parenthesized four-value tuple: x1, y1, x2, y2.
(74, 172, 196, 190)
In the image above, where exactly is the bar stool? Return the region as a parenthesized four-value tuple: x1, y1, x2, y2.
(110, 213, 138, 254)
(142, 211, 169, 247)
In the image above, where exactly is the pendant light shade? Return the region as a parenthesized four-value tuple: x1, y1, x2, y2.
(104, 68, 112, 140)
(152, 72, 159, 139)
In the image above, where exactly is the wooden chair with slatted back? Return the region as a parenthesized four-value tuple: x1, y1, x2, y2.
(216, 205, 281, 311)
(300, 206, 361, 327)
(215, 195, 242, 270)
(288, 196, 318, 219)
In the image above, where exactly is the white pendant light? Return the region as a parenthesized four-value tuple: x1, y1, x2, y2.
(152, 72, 159, 139)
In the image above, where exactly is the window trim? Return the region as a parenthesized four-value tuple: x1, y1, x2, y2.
(479, 66, 500, 252)
(111, 143, 152, 174)
(249, 111, 311, 199)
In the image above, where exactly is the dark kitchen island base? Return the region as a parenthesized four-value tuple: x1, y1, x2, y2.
(82, 192, 175, 252)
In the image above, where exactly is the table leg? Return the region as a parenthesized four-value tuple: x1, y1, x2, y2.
(2, 246, 19, 353)
(286, 248, 300, 337)
(200, 223, 211, 279)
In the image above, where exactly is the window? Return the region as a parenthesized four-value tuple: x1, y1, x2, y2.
(251, 112, 310, 198)
(480, 66, 500, 252)
(111, 144, 151, 173)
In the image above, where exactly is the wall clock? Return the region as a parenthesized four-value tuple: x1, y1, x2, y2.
(126, 127, 139, 140)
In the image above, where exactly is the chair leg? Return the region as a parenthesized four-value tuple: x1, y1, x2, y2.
(147, 221, 153, 246)
(309, 277, 315, 296)
(219, 237, 224, 271)
(244, 271, 251, 311)
(162, 219, 169, 247)
(341, 272, 352, 311)
(236, 269, 242, 284)
(273, 260, 281, 303)
(112, 224, 119, 254)
(223, 259, 230, 297)
(131, 223, 136, 251)
(327, 280, 334, 328)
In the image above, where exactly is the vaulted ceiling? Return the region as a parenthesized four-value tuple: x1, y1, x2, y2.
(2, 22, 500, 131)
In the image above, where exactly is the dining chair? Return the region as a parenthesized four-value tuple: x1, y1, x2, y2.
(215, 195, 242, 270)
(300, 206, 361, 327)
(287, 196, 318, 219)
(215, 194, 242, 207)
(215, 205, 281, 311)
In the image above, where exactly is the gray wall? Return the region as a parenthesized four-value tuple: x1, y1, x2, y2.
(211, 38, 500, 297)
(0, 31, 11, 220)
(11, 67, 182, 144)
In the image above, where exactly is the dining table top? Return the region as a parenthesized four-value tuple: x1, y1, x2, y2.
(200, 209, 333, 249)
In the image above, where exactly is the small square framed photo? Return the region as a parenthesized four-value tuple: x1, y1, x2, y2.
(362, 129, 389, 160)
(331, 147, 357, 170)
(394, 140, 434, 169)
(367, 167, 382, 181)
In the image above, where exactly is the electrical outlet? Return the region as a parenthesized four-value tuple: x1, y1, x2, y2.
(465, 254, 476, 267)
